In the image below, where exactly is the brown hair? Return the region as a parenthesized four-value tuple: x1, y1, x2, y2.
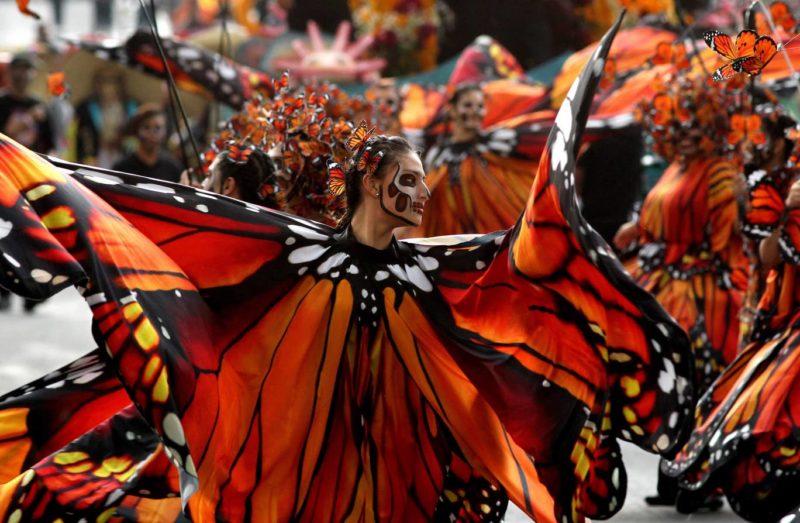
(337, 135, 417, 230)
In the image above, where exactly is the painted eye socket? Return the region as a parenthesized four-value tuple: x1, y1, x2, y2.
(399, 174, 416, 187)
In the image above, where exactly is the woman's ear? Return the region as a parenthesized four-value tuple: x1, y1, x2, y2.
(361, 173, 379, 198)
(222, 176, 238, 197)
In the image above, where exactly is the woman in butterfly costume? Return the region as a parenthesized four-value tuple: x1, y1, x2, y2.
(0, 18, 693, 523)
(664, 123, 800, 521)
(614, 77, 749, 507)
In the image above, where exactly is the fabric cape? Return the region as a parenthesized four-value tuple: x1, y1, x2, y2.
(0, 15, 694, 523)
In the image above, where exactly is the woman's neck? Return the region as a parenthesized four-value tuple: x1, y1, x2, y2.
(451, 126, 478, 144)
(349, 208, 395, 250)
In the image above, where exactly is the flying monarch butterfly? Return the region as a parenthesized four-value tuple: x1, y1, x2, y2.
(728, 113, 767, 147)
(735, 35, 779, 76)
(346, 121, 375, 152)
(327, 162, 346, 196)
(704, 29, 778, 81)
(650, 41, 691, 69)
(755, 1, 798, 35)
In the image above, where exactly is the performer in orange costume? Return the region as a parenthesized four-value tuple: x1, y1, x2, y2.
(0, 18, 694, 523)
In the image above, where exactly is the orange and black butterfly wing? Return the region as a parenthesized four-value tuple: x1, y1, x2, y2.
(0, 135, 339, 518)
(76, 31, 272, 110)
(0, 350, 131, 482)
(704, 30, 739, 60)
(666, 325, 800, 522)
(713, 61, 741, 82)
(743, 170, 788, 239)
(0, 404, 181, 519)
(346, 120, 374, 152)
(414, 15, 693, 522)
(327, 162, 346, 196)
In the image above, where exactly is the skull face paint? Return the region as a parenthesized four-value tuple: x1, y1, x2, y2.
(378, 155, 430, 227)
(451, 89, 486, 141)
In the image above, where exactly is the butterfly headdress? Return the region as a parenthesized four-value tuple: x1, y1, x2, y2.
(326, 121, 387, 205)
(203, 73, 382, 224)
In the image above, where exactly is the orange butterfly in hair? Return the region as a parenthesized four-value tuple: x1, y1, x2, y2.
(357, 146, 385, 176)
(649, 93, 692, 129)
(273, 72, 290, 92)
(327, 162, 346, 196)
(704, 29, 778, 81)
(225, 142, 256, 164)
(346, 121, 375, 152)
(727, 113, 767, 147)
(755, 1, 797, 36)
(650, 41, 691, 69)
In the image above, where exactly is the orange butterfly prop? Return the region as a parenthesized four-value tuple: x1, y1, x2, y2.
(356, 146, 385, 176)
(755, 1, 798, 36)
(47, 72, 67, 97)
(15, 0, 40, 19)
(650, 41, 690, 69)
(649, 93, 692, 129)
(704, 29, 778, 81)
(327, 162, 346, 197)
(727, 113, 767, 147)
(225, 142, 255, 164)
(346, 121, 376, 152)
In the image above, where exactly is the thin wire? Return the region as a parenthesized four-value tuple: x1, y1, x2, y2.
(746, 0, 798, 89)
(138, 0, 204, 174)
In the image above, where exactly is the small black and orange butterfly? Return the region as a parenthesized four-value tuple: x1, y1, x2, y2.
(649, 93, 692, 129)
(273, 72, 290, 92)
(225, 141, 255, 164)
(346, 121, 375, 153)
(327, 162, 346, 196)
(357, 146, 385, 176)
(650, 41, 690, 69)
(704, 29, 778, 81)
(727, 113, 767, 147)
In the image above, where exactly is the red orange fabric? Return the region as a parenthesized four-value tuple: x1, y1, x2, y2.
(634, 158, 747, 392)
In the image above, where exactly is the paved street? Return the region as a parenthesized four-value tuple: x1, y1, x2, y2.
(0, 289, 737, 522)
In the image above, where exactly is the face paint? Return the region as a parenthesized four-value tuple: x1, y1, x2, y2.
(378, 161, 430, 227)
(454, 90, 485, 134)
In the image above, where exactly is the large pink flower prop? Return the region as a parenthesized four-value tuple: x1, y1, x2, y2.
(271, 21, 386, 83)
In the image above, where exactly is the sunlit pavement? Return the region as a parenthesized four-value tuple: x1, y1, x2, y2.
(0, 289, 737, 522)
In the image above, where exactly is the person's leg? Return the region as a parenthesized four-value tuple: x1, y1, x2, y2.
(644, 463, 678, 506)
(0, 289, 10, 311)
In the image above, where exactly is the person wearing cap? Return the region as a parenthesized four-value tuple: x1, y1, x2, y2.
(0, 53, 54, 155)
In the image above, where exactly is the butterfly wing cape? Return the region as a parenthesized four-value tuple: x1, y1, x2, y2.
(0, 12, 692, 523)
(73, 30, 273, 109)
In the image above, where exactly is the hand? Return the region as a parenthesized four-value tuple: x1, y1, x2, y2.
(613, 221, 639, 250)
(179, 169, 202, 188)
(786, 179, 800, 210)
